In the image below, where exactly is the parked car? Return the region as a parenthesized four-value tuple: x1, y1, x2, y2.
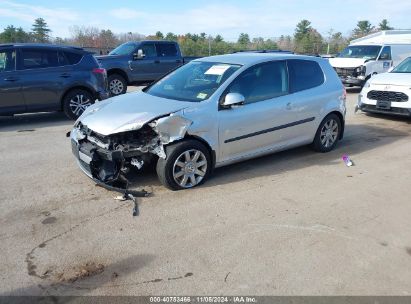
(329, 30, 411, 87)
(357, 56, 411, 117)
(0, 43, 109, 119)
(96, 40, 199, 96)
(70, 53, 346, 190)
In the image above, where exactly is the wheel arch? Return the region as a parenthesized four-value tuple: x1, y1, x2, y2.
(326, 110, 345, 140)
(179, 134, 217, 171)
(107, 69, 129, 84)
(60, 86, 95, 110)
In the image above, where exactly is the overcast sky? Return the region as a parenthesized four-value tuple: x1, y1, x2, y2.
(0, 0, 410, 40)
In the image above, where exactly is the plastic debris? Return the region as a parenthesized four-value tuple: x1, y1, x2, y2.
(342, 154, 353, 167)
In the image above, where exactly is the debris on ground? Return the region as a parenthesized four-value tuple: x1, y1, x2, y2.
(342, 154, 354, 167)
(58, 262, 105, 283)
(114, 192, 142, 216)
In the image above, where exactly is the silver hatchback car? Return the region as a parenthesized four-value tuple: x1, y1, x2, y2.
(70, 53, 346, 190)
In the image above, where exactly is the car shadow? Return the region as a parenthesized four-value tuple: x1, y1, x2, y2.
(0, 112, 73, 133)
(126, 122, 410, 192)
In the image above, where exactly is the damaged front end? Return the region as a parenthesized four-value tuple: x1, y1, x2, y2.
(70, 114, 192, 189)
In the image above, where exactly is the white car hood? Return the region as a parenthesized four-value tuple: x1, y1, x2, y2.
(328, 57, 366, 68)
(369, 72, 411, 86)
(78, 91, 192, 136)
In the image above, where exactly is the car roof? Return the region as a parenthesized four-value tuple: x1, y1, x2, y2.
(0, 43, 86, 52)
(195, 53, 326, 66)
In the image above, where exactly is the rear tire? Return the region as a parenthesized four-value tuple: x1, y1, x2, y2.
(311, 113, 342, 153)
(156, 140, 211, 190)
(108, 74, 127, 96)
(63, 89, 94, 120)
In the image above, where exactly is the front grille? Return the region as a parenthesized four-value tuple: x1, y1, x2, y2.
(334, 67, 356, 77)
(367, 90, 409, 102)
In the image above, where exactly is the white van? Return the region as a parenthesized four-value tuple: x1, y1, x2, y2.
(329, 30, 411, 87)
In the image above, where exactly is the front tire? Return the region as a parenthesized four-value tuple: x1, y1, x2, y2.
(63, 89, 94, 120)
(156, 140, 211, 190)
(108, 74, 127, 96)
(311, 113, 342, 153)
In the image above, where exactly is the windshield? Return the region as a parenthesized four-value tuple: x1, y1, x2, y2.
(145, 61, 241, 102)
(109, 43, 138, 56)
(392, 57, 411, 73)
(337, 45, 382, 60)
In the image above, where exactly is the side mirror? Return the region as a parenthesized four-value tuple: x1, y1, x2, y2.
(222, 93, 245, 108)
(133, 49, 145, 60)
(388, 66, 394, 72)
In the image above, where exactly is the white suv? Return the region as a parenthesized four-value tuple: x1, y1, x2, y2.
(357, 56, 411, 117)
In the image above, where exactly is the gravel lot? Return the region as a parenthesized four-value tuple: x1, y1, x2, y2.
(1, 88, 411, 296)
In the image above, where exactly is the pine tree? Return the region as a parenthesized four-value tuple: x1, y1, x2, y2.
(31, 18, 51, 43)
(379, 19, 394, 31)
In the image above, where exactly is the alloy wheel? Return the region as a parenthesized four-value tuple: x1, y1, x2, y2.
(320, 119, 339, 148)
(172, 149, 208, 188)
(109, 79, 124, 95)
(69, 94, 91, 117)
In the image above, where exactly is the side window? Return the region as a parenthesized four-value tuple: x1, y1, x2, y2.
(156, 43, 178, 57)
(0, 49, 16, 72)
(226, 61, 289, 104)
(379, 46, 392, 60)
(20, 49, 59, 69)
(141, 43, 157, 57)
(287, 59, 324, 93)
(58, 51, 82, 65)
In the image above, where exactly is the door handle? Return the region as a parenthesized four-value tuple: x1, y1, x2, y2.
(4, 77, 19, 82)
(60, 73, 71, 78)
(286, 102, 292, 110)
(154, 60, 160, 64)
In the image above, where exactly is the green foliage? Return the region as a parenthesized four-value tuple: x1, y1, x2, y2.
(155, 31, 164, 40)
(4, 17, 392, 57)
(379, 19, 394, 31)
(326, 31, 348, 54)
(165, 32, 178, 41)
(31, 18, 51, 43)
(352, 20, 375, 39)
(294, 20, 323, 54)
(237, 33, 250, 47)
(0, 25, 31, 43)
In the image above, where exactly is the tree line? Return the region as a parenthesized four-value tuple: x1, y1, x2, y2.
(0, 18, 395, 56)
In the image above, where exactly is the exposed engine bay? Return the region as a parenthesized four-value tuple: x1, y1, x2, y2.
(70, 114, 192, 189)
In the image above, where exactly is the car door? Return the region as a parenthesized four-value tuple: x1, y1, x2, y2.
(377, 46, 392, 73)
(17, 48, 66, 111)
(155, 42, 182, 76)
(129, 42, 162, 82)
(218, 60, 296, 162)
(284, 59, 325, 140)
(0, 48, 26, 115)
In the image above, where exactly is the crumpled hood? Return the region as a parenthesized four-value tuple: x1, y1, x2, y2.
(369, 72, 411, 86)
(78, 92, 191, 136)
(328, 57, 367, 68)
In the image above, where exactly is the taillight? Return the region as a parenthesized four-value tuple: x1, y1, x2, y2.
(92, 68, 106, 75)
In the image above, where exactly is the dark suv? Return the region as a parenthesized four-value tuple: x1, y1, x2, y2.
(0, 44, 109, 119)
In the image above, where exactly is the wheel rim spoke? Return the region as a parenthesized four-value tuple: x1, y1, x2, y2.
(173, 149, 208, 188)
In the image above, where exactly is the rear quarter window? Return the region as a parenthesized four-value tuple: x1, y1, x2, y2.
(287, 59, 324, 93)
(60, 51, 83, 65)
